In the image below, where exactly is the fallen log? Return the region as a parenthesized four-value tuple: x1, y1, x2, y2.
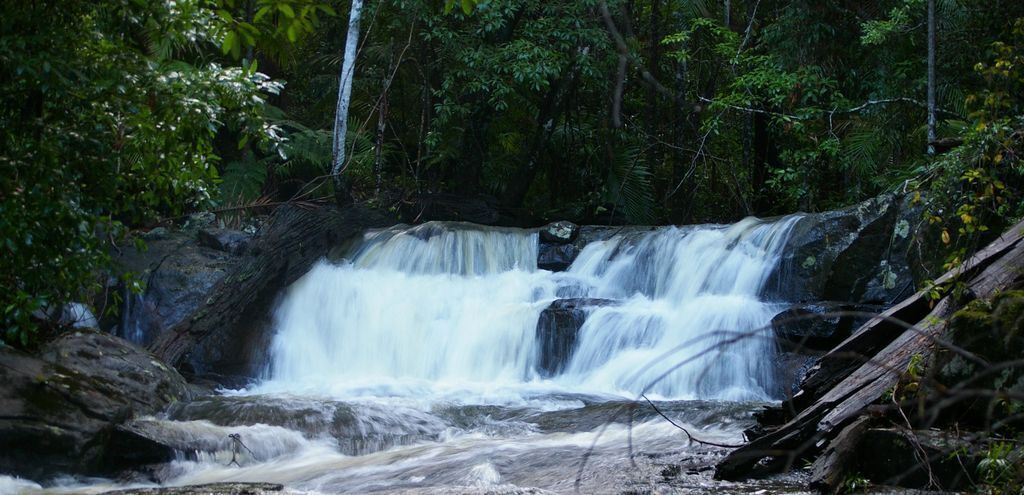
(787, 220, 1024, 413)
(147, 203, 393, 381)
(715, 219, 1024, 482)
(808, 415, 872, 493)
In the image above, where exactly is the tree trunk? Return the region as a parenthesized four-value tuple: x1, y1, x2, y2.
(645, 0, 661, 146)
(330, 0, 364, 206)
(926, 0, 936, 155)
(374, 40, 395, 199)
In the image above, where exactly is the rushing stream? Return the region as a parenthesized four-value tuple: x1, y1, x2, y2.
(8, 216, 819, 494)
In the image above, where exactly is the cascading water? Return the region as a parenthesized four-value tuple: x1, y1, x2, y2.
(10, 216, 818, 494)
(262, 215, 801, 401)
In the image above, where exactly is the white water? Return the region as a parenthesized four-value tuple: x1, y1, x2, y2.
(8, 217, 814, 495)
(262, 216, 800, 401)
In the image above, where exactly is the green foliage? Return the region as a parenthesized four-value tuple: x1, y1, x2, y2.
(924, 19, 1024, 271)
(841, 473, 871, 493)
(218, 0, 336, 61)
(974, 438, 1024, 494)
(0, 0, 282, 347)
(860, 0, 925, 46)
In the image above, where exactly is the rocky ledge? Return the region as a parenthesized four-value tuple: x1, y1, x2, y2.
(0, 330, 191, 480)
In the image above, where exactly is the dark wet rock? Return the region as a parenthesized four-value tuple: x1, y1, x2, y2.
(100, 482, 286, 494)
(105, 422, 183, 471)
(771, 302, 885, 352)
(114, 230, 237, 347)
(198, 228, 253, 255)
(573, 225, 658, 250)
(0, 330, 190, 480)
(775, 352, 817, 398)
(535, 299, 618, 376)
(103, 417, 242, 474)
(538, 243, 580, 272)
(142, 227, 170, 241)
(854, 428, 978, 489)
(167, 395, 446, 456)
(148, 205, 395, 384)
(764, 193, 919, 305)
(539, 221, 579, 244)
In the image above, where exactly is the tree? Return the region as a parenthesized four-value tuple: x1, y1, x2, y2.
(329, 0, 365, 206)
(927, 0, 936, 155)
(0, 0, 284, 347)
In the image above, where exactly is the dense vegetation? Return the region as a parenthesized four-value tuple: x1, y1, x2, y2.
(2, 1, 1023, 343)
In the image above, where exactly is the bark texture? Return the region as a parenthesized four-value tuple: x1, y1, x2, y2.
(715, 219, 1024, 484)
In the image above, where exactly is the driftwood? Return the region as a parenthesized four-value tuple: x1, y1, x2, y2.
(808, 415, 872, 492)
(715, 220, 1024, 484)
(148, 203, 393, 379)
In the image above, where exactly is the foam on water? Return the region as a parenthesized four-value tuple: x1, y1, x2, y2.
(260, 216, 800, 401)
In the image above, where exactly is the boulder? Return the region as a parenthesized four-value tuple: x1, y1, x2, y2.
(764, 193, 919, 305)
(537, 243, 580, 272)
(198, 228, 253, 255)
(539, 221, 579, 244)
(535, 298, 618, 376)
(114, 230, 237, 347)
(0, 330, 191, 480)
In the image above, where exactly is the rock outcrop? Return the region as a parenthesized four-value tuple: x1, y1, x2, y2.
(764, 193, 926, 306)
(114, 229, 238, 347)
(147, 204, 394, 385)
(535, 298, 618, 376)
(0, 330, 190, 480)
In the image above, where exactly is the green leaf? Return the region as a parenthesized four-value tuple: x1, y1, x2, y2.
(222, 31, 238, 56)
(278, 3, 295, 18)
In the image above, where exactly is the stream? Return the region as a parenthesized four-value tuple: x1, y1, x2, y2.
(5, 216, 818, 494)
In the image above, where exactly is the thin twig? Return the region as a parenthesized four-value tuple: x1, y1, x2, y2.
(641, 395, 744, 448)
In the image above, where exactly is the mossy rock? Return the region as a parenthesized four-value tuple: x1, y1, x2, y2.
(0, 331, 191, 480)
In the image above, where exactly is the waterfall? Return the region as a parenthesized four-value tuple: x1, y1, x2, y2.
(262, 216, 801, 401)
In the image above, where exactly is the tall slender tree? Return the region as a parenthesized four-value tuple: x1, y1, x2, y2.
(331, 0, 365, 205)
(927, 0, 937, 155)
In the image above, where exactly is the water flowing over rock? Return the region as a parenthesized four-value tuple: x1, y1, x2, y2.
(535, 298, 618, 377)
(146, 204, 394, 385)
(262, 215, 800, 400)
(99, 482, 286, 494)
(0, 330, 190, 480)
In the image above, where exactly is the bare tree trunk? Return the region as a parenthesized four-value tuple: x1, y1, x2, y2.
(374, 39, 395, 199)
(330, 0, 364, 206)
(926, 0, 936, 156)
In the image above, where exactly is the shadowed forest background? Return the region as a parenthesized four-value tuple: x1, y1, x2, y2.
(3, 0, 1024, 389)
